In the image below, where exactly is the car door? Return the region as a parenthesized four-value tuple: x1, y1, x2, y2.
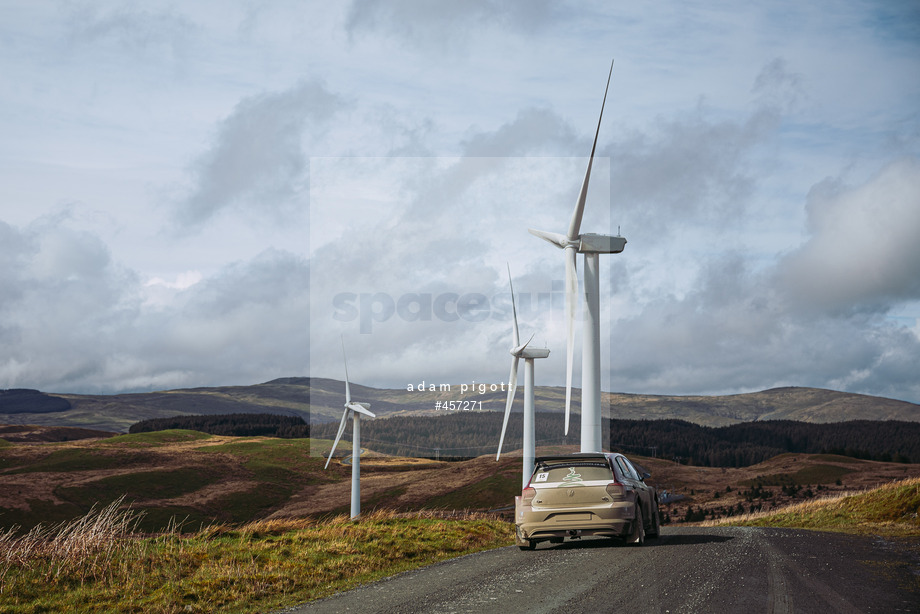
(615, 456, 651, 521)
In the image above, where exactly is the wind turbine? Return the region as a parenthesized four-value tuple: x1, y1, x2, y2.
(325, 338, 376, 519)
(528, 60, 626, 453)
(496, 265, 550, 489)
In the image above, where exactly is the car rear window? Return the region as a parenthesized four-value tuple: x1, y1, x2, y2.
(532, 462, 613, 484)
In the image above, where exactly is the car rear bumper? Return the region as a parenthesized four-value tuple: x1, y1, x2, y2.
(516, 500, 634, 541)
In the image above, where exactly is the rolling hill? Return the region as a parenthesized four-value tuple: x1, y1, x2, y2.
(1, 378, 918, 433)
(2, 431, 919, 533)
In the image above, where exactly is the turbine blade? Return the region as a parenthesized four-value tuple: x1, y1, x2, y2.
(564, 245, 578, 435)
(341, 336, 351, 404)
(507, 264, 520, 348)
(324, 408, 351, 469)
(497, 355, 520, 460)
(512, 332, 535, 356)
(528, 228, 568, 249)
(567, 59, 615, 241)
(347, 402, 375, 418)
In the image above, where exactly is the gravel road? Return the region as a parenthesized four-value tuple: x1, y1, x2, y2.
(280, 526, 919, 613)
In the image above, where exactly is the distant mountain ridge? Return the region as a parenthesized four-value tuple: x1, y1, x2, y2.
(0, 378, 917, 433)
(600, 387, 920, 425)
(0, 389, 72, 414)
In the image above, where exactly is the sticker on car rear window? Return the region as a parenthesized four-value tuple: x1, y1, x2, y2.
(562, 467, 583, 484)
(534, 472, 549, 482)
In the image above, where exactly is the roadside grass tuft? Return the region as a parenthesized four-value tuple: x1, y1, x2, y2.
(708, 476, 920, 537)
(0, 496, 142, 596)
(0, 503, 514, 613)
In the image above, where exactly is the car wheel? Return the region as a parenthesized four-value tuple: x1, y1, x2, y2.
(647, 502, 661, 538)
(515, 525, 536, 550)
(629, 504, 645, 546)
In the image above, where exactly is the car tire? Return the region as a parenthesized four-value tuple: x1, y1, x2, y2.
(515, 525, 536, 550)
(647, 502, 661, 538)
(629, 504, 645, 546)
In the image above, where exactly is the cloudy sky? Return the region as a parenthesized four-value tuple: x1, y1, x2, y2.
(2, 1, 919, 407)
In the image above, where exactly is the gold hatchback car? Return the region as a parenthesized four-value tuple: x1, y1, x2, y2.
(514, 453, 661, 550)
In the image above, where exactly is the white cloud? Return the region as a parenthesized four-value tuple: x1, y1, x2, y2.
(144, 270, 203, 290)
(777, 158, 920, 313)
(0, 216, 308, 393)
(345, 0, 559, 49)
(611, 248, 920, 403)
(176, 80, 343, 228)
(609, 103, 776, 235)
(1, 0, 919, 406)
(67, 2, 198, 59)
(751, 57, 805, 113)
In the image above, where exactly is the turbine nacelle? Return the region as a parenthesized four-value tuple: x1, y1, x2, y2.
(528, 228, 626, 254)
(578, 233, 627, 254)
(518, 347, 550, 360)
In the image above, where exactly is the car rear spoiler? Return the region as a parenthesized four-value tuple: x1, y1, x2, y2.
(534, 453, 608, 464)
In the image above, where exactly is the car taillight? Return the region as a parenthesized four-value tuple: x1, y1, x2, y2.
(606, 482, 625, 498)
(522, 487, 536, 504)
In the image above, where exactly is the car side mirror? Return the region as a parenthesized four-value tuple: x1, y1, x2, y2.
(641, 472, 651, 481)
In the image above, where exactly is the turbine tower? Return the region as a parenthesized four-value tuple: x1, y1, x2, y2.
(529, 60, 626, 453)
(325, 338, 376, 519)
(496, 265, 550, 488)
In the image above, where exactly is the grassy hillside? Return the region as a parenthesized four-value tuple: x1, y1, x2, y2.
(709, 476, 920, 537)
(0, 424, 116, 443)
(0, 432, 338, 532)
(3, 429, 919, 534)
(3, 379, 919, 433)
(0, 506, 513, 613)
(3, 466, 916, 613)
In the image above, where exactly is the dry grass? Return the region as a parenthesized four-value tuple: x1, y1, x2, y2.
(703, 476, 920, 537)
(700, 490, 858, 525)
(0, 502, 513, 613)
(0, 495, 141, 589)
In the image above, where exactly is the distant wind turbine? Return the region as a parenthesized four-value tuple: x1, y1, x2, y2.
(496, 265, 550, 489)
(325, 337, 376, 519)
(528, 59, 626, 453)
